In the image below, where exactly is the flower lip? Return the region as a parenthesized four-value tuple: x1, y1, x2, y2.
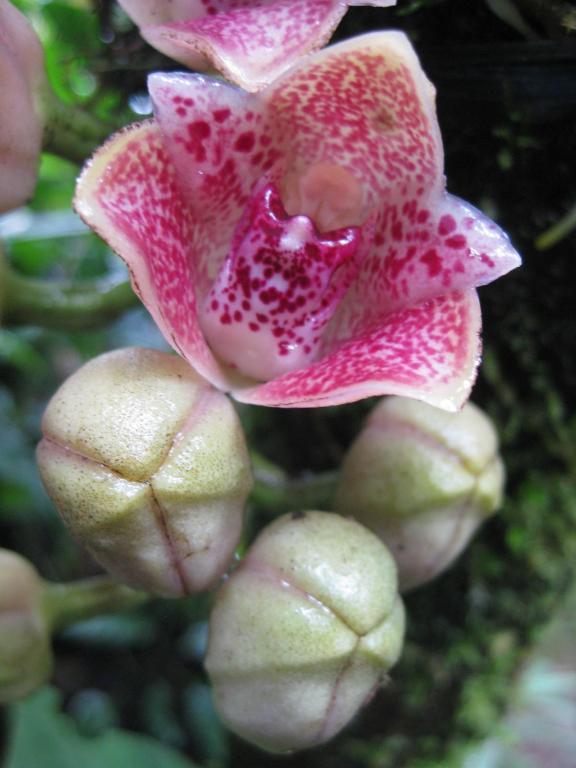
(200, 182, 364, 382)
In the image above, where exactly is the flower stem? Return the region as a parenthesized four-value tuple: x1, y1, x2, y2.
(535, 198, 576, 250)
(43, 576, 147, 632)
(515, 0, 576, 33)
(2, 266, 138, 330)
(42, 92, 120, 165)
(250, 452, 338, 514)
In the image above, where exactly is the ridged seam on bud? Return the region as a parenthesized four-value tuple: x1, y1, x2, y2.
(37, 347, 253, 597)
(0, 549, 52, 703)
(335, 397, 505, 591)
(205, 511, 405, 753)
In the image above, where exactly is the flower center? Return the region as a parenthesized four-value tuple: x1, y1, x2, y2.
(200, 182, 363, 382)
(281, 162, 365, 233)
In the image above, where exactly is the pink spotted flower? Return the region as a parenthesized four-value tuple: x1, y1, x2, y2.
(117, 0, 396, 91)
(75, 32, 521, 409)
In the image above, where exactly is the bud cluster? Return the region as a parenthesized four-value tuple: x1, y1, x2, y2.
(7, 346, 506, 752)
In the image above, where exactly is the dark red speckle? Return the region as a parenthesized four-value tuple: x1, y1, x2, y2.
(438, 214, 457, 236)
(235, 132, 256, 153)
(213, 108, 231, 123)
(421, 248, 442, 277)
(445, 235, 467, 250)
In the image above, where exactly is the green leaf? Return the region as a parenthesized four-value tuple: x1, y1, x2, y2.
(6, 687, 200, 768)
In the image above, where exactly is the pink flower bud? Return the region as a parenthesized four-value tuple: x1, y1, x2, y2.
(0, 0, 46, 212)
(335, 397, 505, 591)
(0, 549, 52, 703)
(37, 348, 253, 597)
(206, 511, 405, 752)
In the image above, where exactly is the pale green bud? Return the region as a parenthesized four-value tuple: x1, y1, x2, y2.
(37, 348, 253, 597)
(0, 549, 52, 703)
(205, 511, 405, 753)
(335, 397, 505, 591)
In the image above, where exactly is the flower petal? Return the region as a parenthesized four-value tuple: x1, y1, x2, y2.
(376, 193, 521, 310)
(235, 290, 481, 409)
(148, 71, 282, 284)
(142, 1, 345, 92)
(117, 0, 198, 26)
(265, 31, 443, 219)
(74, 121, 228, 389)
(118, 0, 396, 27)
(136, 1, 396, 92)
(322, 192, 521, 347)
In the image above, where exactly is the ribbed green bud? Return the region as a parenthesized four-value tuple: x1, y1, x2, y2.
(335, 397, 505, 591)
(206, 511, 405, 753)
(37, 347, 253, 597)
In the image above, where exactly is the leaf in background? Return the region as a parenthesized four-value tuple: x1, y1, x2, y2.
(183, 684, 229, 768)
(60, 614, 157, 650)
(141, 680, 186, 749)
(5, 687, 200, 768)
(0, 384, 50, 523)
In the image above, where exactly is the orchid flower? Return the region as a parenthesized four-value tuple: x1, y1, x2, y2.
(0, 0, 45, 213)
(75, 32, 521, 409)
(117, 0, 396, 91)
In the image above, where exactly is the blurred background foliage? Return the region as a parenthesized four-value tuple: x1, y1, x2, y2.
(1, 0, 575, 766)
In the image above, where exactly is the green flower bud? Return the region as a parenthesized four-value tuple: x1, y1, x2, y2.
(0, 549, 52, 703)
(335, 397, 505, 591)
(205, 511, 405, 753)
(37, 348, 253, 597)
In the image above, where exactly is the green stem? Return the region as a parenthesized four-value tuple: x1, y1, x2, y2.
(43, 576, 147, 632)
(42, 92, 120, 164)
(515, 0, 575, 31)
(535, 197, 576, 250)
(2, 266, 138, 330)
(250, 452, 338, 514)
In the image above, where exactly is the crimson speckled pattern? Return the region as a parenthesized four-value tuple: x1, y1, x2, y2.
(87, 122, 228, 389)
(266, 46, 442, 211)
(75, 33, 521, 409)
(322, 191, 522, 349)
(240, 290, 481, 407)
(201, 184, 364, 379)
(134, 0, 396, 91)
(149, 73, 283, 293)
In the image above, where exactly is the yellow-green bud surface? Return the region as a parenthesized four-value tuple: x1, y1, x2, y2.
(0, 549, 52, 703)
(206, 511, 405, 753)
(335, 396, 505, 591)
(37, 347, 253, 597)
